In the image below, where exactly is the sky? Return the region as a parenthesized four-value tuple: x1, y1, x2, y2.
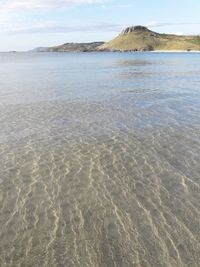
(0, 0, 200, 51)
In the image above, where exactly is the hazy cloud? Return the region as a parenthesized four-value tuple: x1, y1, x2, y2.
(2, 19, 200, 35)
(1, 22, 125, 35)
(147, 22, 200, 28)
(0, 0, 105, 11)
(0, 0, 109, 35)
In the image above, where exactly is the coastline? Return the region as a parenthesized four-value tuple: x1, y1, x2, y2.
(2, 49, 200, 53)
(151, 50, 200, 53)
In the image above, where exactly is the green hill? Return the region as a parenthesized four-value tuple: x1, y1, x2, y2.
(98, 26, 200, 51)
(31, 26, 200, 52)
(39, 42, 105, 52)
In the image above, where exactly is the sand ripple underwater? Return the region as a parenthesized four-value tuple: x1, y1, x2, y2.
(0, 52, 200, 266)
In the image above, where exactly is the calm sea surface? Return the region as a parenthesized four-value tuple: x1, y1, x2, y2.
(0, 52, 200, 267)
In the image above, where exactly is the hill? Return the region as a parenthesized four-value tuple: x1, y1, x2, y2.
(32, 42, 105, 52)
(98, 26, 200, 51)
(31, 26, 200, 52)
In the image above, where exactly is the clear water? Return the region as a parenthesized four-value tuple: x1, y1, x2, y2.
(0, 52, 200, 267)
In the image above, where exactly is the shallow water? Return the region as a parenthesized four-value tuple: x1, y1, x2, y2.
(0, 52, 200, 267)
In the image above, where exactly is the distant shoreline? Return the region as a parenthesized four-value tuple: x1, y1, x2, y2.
(151, 50, 200, 53)
(33, 50, 200, 53)
(2, 50, 200, 53)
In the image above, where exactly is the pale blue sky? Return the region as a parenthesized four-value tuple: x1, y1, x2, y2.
(0, 0, 200, 51)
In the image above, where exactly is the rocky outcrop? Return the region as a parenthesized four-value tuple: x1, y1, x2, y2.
(121, 26, 150, 35)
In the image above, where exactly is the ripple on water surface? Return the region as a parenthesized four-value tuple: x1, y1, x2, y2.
(0, 52, 200, 267)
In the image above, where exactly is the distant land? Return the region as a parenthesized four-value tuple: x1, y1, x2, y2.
(31, 42, 104, 52)
(31, 26, 200, 52)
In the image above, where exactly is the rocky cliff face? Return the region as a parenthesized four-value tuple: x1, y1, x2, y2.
(121, 26, 150, 35)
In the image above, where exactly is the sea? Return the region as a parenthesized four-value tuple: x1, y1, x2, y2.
(0, 52, 200, 267)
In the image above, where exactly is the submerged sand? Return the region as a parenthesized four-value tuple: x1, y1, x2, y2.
(0, 52, 200, 267)
(0, 100, 200, 267)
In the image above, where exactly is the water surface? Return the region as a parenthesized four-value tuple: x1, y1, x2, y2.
(0, 52, 200, 267)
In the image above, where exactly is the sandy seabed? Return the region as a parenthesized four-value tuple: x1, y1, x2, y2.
(0, 52, 200, 267)
(0, 100, 200, 267)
